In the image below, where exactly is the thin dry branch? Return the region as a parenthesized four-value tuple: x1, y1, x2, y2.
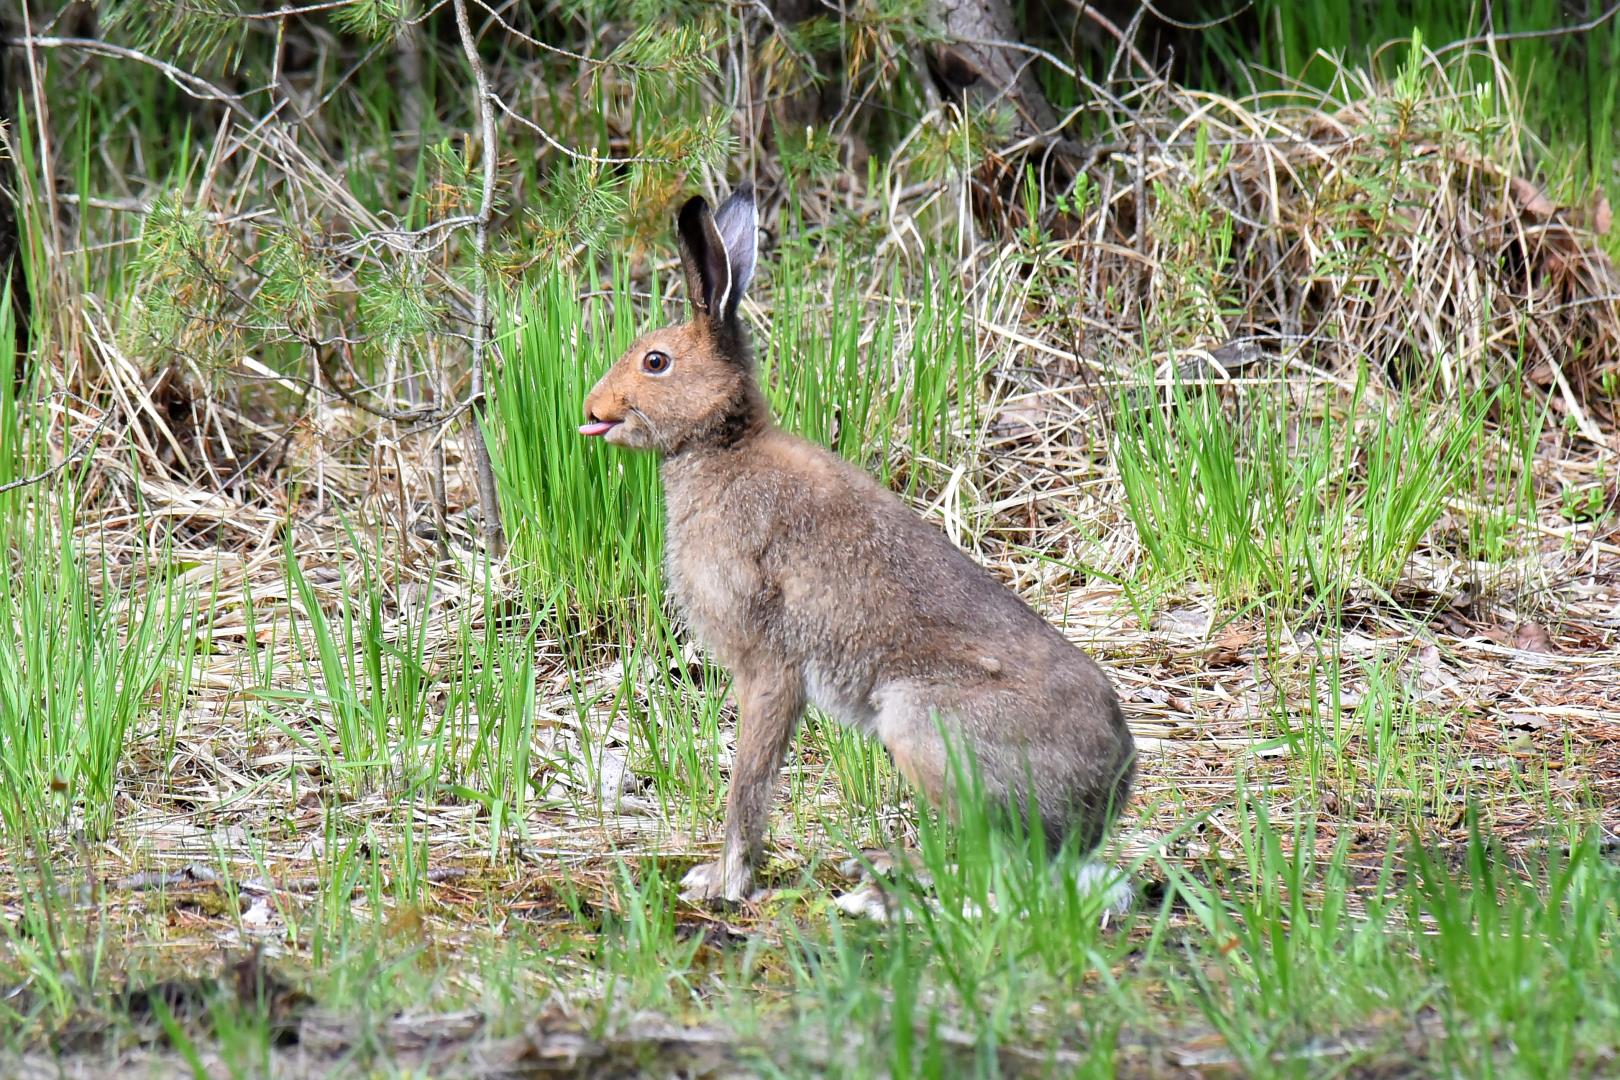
(1432, 0, 1620, 55)
(451, 0, 506, 556)
(0, 396, 112, 495)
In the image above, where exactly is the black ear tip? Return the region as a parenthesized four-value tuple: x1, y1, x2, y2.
(733, 181, 755, 202)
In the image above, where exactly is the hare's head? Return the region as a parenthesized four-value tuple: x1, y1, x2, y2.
(581, 183, 764, 453)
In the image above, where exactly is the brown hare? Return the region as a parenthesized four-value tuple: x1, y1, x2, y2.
(581, 182, 1135, 906)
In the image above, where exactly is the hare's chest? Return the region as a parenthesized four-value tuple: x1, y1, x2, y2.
(664, 516, 764, 660)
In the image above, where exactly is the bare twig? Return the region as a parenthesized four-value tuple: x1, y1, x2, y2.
(1432, 0, 1620, 55)
(1060, 3, 1156, 75)
(0, 397, 113, 495)
(468, 0, 609, 68)
(489, 91, 665, 166)
(14, 36, 264, 119)
(451, 0, 506, 555)
(317, 344, 439, 423)
(231, 0, 452, 22)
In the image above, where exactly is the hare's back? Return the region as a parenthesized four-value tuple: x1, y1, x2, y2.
(756, 433, 1068, 651)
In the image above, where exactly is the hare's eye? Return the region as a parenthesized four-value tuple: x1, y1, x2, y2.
(642, 350, 672, 375)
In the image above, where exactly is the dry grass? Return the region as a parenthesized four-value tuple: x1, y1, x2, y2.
(973, 49, 1620, 434)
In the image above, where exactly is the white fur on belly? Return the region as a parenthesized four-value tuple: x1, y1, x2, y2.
(804, 662, 877, 734)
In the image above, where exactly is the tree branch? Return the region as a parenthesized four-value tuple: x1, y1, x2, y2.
(451, 0, 506, 556)
(0, 397, 112, 495)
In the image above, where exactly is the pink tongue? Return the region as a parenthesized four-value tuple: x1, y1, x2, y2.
(579, 420, 618, 437)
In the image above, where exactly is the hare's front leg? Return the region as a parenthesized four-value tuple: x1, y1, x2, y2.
(680, 662, 805, 904)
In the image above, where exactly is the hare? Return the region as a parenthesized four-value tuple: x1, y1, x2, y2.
(581, 182, 1135, 905)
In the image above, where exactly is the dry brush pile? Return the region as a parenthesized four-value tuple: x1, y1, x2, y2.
(976, 44, 1619, 416)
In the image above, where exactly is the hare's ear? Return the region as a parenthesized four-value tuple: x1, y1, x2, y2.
(711, 183, 757, 320)
(677, 195, 731, 321)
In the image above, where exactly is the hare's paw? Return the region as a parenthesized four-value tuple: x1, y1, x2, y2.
(833, 848, 933, 922)
(833, 880, 901, 921)
(678, 859, 726, 901)
(1071, 861, 1134, 925)
(679, 854, 751, 904)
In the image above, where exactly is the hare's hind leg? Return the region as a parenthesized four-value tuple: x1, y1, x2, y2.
(873, 679, 1029, 812)
(680, 661, 806, 904)
(870, 681, 956, 805)
(875, 680, 1112, 842)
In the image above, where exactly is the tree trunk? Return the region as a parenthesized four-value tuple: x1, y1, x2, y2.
(0, 10, 33, 367)
(925, 0, 1059, 139)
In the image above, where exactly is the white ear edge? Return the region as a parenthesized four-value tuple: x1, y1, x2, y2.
(713, 184, 757, 317)
(713, 236, 734, 320)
